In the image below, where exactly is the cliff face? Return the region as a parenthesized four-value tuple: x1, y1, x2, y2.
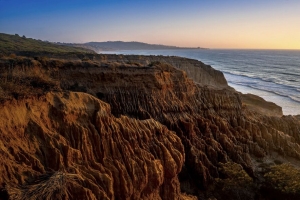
(0, 54, 300, 199)
(55, 59, 300, 186)
(0, 92, 184, 200)
(92, 54, 229, 88)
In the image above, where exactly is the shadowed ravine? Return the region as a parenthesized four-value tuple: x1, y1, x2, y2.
(0, 54, 300, 200)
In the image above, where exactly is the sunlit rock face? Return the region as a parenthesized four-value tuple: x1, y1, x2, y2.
(55, 56, 300, 195)
(0, 92, 184, 200)
(0, 54, 300, 199)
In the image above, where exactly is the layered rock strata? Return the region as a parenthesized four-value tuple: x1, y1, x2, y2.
(0, 55, 300, 199)
(0, 92, 184, 199)
(55, 58, 300, 195)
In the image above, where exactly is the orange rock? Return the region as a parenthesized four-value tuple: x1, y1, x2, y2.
(0, 92, 184, 199)
(1, 54, 300, 199)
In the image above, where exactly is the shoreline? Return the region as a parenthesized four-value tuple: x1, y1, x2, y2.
(228, 82, 300, 116)
(98, 50, 300, 116)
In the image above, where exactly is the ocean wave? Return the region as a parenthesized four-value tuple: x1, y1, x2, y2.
(230, 82, 300, 104)
(224, 71, 300, 90)
(288, 79, 298, 82)
(290, 96, 300, 103)
(280, 72, 300, 78)
(224, 71, 284, 85)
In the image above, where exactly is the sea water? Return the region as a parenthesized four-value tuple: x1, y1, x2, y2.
(100, 49, 300, 115)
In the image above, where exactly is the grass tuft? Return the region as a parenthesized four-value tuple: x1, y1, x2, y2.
(6, 171, 83, 200)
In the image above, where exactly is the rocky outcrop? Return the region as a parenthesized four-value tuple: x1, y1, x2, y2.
(54, 58, 300, 196)
(92, 54, 229, 88)
(0, 54, 300, 199)
(0, 92, 184, 199)
(241, 93, 283, 117)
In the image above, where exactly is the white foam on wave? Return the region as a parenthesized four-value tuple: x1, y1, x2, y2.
(224, 72, 300, 103)
(228, 83, 300, 115)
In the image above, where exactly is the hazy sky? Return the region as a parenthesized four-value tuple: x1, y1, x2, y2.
(1, 0, 300, 49)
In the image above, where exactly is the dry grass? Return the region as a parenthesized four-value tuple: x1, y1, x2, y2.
(0, 56, 61, 101)
(6, 171, 83, 200)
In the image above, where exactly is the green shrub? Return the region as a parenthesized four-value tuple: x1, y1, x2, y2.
(264, 163, 300, 195)
(149, 61, 162, 67)
(211, 162, 255, 200)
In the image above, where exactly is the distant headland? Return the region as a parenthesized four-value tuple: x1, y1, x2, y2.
(62, 41, 207, 52)
(0, 33, 207, 54)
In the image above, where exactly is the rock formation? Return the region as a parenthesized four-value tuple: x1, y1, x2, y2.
(0, 54, 300, 199)
(0, 92, 185, 200)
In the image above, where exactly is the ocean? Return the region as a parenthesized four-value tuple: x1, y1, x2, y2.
(100, 49, 300, 116)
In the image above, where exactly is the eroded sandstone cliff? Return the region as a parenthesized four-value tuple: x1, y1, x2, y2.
(0, 92, 185, 200)
(0, 54, 300, 199)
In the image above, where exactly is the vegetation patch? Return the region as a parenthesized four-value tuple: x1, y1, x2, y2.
(0, 33, 94, 55)
(262, 163, 300, 199)
(208, 162, 255, 200)
(6, 171, 83, 200)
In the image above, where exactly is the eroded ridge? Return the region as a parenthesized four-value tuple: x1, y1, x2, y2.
(0, 54, 300, 199)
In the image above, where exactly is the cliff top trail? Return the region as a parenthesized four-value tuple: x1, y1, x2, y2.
(0, 49, 300, 200)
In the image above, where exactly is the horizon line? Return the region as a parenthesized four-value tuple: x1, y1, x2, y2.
(2, 32, 300, 51)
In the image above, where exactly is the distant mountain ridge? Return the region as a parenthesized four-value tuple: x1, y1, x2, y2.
(66, 41, 205, 52)
(0, 32, 205, 54)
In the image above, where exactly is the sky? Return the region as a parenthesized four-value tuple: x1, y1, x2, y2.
(0, 0, 300, 49)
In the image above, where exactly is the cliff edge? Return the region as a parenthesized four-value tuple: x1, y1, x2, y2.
(0, 54, 299, 199)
